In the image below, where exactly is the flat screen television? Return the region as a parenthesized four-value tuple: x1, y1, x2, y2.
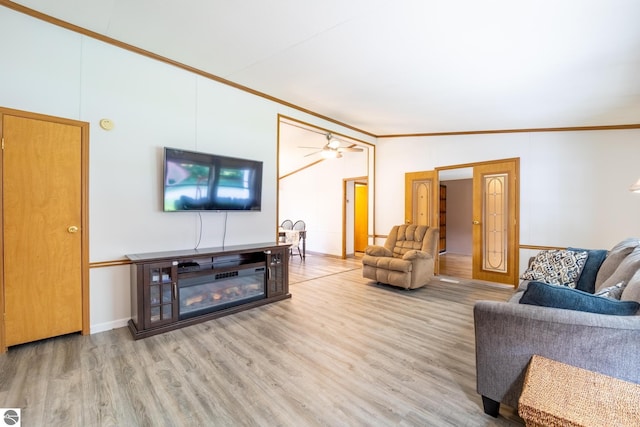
(163, 147, 263, 212)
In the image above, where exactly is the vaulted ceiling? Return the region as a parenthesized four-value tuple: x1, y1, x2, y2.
(7, 0, 640, 135)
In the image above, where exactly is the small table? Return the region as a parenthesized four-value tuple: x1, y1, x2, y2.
(278, 229, 306, 259)
(519, 355, 640, 427)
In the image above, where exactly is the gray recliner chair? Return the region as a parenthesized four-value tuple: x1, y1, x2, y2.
(362, 224, 439, 289)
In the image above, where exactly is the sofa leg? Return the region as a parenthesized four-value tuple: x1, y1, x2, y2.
(481, 396, 500, 417)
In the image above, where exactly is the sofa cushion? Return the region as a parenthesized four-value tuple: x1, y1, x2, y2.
(596, 246, 640, 294)
(568, 247, 608, 293)
(519, 281, 640, 316)
(364, 245, 392, 257)
(362, 254, 413, 273)
(402, 250, 432, 261)
(521, 250, 588, 287)
(621, 268, 640, 304)
(595, 282, 626, 299)
(594, 238, 640, 289)
(388, 224, 433, 256)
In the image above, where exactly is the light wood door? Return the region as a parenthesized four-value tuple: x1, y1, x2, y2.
(354, 183, 368, 252)
(472, 159, 519, 285)
(405, 170, 439, 273)
(406, 162, 519, 284)
(404, 171, 438, 228)
(2, 113, 87, 347)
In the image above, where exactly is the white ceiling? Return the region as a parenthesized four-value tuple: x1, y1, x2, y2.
(279, 119, 370, 176)
(9, 0, 640, 135)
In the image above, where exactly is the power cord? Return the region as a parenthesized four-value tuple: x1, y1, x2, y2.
(194, 212, 203, 249)
(222, 211, 228, 248)
(194, 211, 228, 250)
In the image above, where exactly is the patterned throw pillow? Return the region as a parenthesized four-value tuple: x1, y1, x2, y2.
(595, 282, 626, 300)
(521, 249, 589, 288)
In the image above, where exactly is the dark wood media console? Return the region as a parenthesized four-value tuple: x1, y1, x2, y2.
(126, 242, 290, 339)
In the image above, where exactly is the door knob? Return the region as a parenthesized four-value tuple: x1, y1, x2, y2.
(472, 221, 480, 225)
(68, 225, 79, 233)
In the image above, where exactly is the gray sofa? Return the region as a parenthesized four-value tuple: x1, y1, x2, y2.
(474, 238, 640, 417)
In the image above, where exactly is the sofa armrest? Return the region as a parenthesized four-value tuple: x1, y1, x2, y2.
(402, 250, 432, 261)
(364, 245, 392, 257)
(474, 300, 640, 410)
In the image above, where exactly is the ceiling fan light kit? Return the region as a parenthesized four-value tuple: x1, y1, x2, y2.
(299, 132, 364, 159)
(321, 149, 342, 159)
(327, 135, 341, 149)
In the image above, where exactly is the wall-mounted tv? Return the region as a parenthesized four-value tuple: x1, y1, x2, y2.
(163, 147, 263, 212)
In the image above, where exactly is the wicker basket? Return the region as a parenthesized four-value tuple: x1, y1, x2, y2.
(519, 355, 640, 427)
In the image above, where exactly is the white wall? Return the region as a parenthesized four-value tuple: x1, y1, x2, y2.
(279, 151, 368, 256)
(375, 130, 640, 274)
(0, 7, 372, 333)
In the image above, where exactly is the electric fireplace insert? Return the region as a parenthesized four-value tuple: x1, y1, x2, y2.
(178, 266, 266, 320)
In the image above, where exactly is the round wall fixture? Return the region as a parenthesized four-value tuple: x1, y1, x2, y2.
(99, 118, 114, 130)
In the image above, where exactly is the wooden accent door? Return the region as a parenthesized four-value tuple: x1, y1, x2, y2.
(472, 159, 519, 286)
(405, 170, 439, 273)
(2, 111, 89, 349)
(406, 161, 519, 284)
(404, 171, 438, 228)
(354, 183, 368, 252)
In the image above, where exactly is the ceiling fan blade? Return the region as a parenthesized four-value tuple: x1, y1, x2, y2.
(304, 150, 322, 157)
(298, 146, 323, 149)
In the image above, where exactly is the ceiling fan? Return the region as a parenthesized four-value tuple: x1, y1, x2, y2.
(300, 133, 364, 158)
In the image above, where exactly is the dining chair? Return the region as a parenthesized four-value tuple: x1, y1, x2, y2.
(284, 230, 302, 259)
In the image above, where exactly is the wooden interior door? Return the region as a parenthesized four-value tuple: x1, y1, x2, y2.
(404, 171, 438, 228)
(472, 159, 519, 286)
(405, 170, 439, 273)
(2, 111, 88, 348)
(354, 183, 368, 252)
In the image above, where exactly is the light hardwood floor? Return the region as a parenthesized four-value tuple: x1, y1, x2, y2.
(439, 253, 472, 279)
(0, 255, 523, 426)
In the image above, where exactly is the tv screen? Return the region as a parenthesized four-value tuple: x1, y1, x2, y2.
(163, 147, 263, 212)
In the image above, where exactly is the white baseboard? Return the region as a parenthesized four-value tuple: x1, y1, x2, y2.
(90, 318, 129, 334)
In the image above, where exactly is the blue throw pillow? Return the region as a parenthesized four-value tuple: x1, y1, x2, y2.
(568, 247, 608, 293)
(520, 281, 640, 316)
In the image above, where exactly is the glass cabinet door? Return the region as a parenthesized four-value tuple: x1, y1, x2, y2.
(266, 248, 287, 297)
(144, 261, 179, 328)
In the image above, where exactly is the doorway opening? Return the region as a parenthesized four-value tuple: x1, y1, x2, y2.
(438, 168, 472, 279)
(344, 178, 368, 258)
(278, 115, 374, 259)
(406, 158, 519, 286)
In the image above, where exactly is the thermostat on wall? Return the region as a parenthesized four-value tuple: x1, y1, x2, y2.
(99, 118, 114, 130)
